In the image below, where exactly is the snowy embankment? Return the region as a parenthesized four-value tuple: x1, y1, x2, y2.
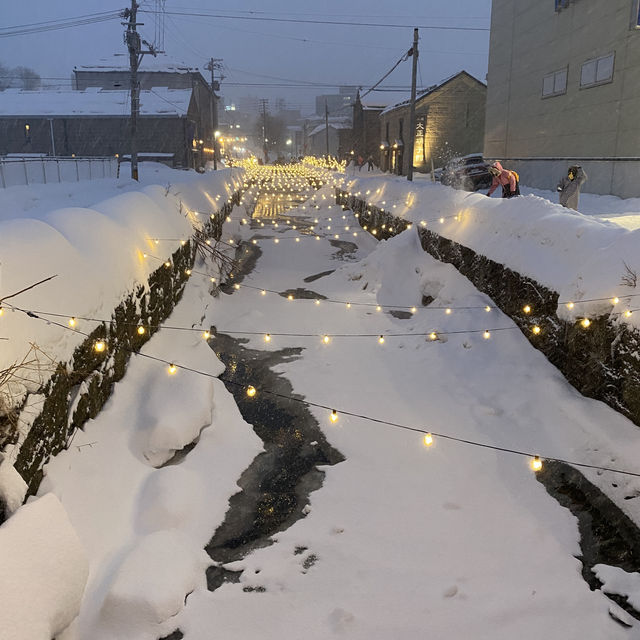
(344, 174, 640, 326)
(0, 165, 246, 638)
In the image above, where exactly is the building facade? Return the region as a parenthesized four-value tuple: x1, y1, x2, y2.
(485, 0, 640, 197)
(379, 71, 487, 176)
(0, 88, 209, 168)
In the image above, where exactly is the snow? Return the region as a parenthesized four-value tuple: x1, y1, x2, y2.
(0, 164, 244, 449)
(593, 564, 640, 611)
(0, 493, 89, 640)
(6, 164, 640, 638)
(344, 174, 640, 325)
(0, 88, 192, 116)
(0, 452, 27, 517)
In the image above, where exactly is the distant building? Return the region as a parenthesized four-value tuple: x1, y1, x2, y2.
(307, 122, 352, 157)
(0, 87, 210, 168)
(315, 86, 358, 119)
(485, 0, 640, 197)
(379, 71, 486, 175)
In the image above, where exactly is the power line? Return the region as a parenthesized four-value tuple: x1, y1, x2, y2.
(139, 9, 491, 32)
(0, 11, 122, 38)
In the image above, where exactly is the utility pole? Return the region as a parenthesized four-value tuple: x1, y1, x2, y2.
(124, 1, 157, 181)
(325, 100, 330, 159)
(205, 57, 223, 170)
(407, 28, 419, 182)
(260, 99, 269, 164)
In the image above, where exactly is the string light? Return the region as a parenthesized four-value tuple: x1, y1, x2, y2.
(532, 325, 541, 335)
(323, 335, 330, 344)
(94, 340, 106, 353)
(330, 409, 338, 423)
(483, 330, 491, 339)
(69, 317, 77, 327)
(203, 331, 211, 340)
(581, 318, 591, 328)
(378, 335, 385, 344)
(523, 305, 531, 314)
(423, 433, 434, 447)
(429, 332, 438, 341)
(137, 326, 146, 335)
(168, 363, 178, 375)
(264, 333, 271, 342)
(246, 385, 257, 397)
(530, 456, 543, 472)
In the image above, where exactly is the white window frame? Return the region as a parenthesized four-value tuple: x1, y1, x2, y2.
(542, 67, 568, 98)
(580, 52, 615, 88)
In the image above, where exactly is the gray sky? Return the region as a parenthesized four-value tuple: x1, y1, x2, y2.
(0, 0, 491, 113)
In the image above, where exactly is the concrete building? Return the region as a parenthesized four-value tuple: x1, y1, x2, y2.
(315, 86, 358, 119)
(0, 88, 210, 168)
(485, 0, 640, 197)
(379, 71, 487, 175)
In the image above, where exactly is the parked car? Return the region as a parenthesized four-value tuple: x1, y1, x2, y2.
(440, 154, 492, 191)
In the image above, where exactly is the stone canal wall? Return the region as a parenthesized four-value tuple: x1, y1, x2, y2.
(336, 189, 640, 429)
(3, 190, 242, 498)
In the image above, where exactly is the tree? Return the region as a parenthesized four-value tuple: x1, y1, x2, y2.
(0, 62, 41, 90)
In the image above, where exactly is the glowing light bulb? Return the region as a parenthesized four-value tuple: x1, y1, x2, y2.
(315, 299, 321, 305)
(296, 237, 300, 242)
(137, 326, 146, 335)
(168, 363, 177, 375)
(203, 331, 211, 340)
(234, 284, 241, 290)
(264, 333, 271, 342)
(94, 340, 106, 353)
(288, 294, 294, 301)
(69, 317, 77, 327)
(429, 332, 438, 341)
(530, 456, 543, 472)
(532, 325, 541, 335)
(439, 217, 445, 224)
(246, 385, 257, 397)
(211, 277, 216, 283)
(483, 330, 491, 339)
(612, 297, 620, 305)
(181, 240, 187, 246)
(485, 306, 491, 312)
(423, 433, 434, 447)
(523, 305, 531, 314)
(165, 261, 171, 268)
(185, 269, 192, 275)
(372, 229, 377, 235)
(566, 302, 575, 310)
(346, 302, 351, 309)
(581, 318, 591, 328)
(376, 305, 382, 312)
(445, 308, 452, 315)
(624, 310, 633, 318)
(322, 335, 330, 344)
(330, 409, 338, 423)
(410, 306, 417, 314)
(378, 335, 385, 344)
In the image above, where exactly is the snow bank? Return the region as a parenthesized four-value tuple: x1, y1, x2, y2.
(0, 452, 27, 518)
(343, 175, 640, 325)
(593, 564, 640, 611)
(100, 530, 208, 634)
(0, 167, 244, 381)
(0, 493, 88, 640)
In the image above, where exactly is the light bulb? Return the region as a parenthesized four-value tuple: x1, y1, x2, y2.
(165, 261, 171, 268)
(485, 306, 491, 312)
(581, 318, 591, 328)
(168, 363, 177, 375)
(376, 305, 382, 312)
(330, 409, 338, 423)
(137, 326, 146, 335)
(211, 277, 216, 283)
(483, 330, 491, 339)
(94, 340, 106, 353)
(423, 433, 434, 447)
(532, 325, 541, 335)
(246, 385, 257, 397)
(322, 335, 330, 344)
(346, 302, 351, 309)
(624, 310, 633, 318)
(378, 335, 385, 344)
(523, 305, 531, 314)
(315, 299, 321, 305)
(410, 306, 417, 314)
(69, 317, 77, 327)
(186, 269, 192, 275)
(203, 331, 211, 339)
(264, 333, 271, 342)
(439, 217, 445, 224)
(566, 302, 575, 310)
(234, 284, 240, 290)
(530, 456, 543, 472)
(429, 332, 437, 341)
(445, 308, 452, 315)
(288, 294, 294, 301)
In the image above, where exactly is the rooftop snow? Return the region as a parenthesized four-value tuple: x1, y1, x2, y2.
(74, 54, 200, 74)
(308, 122, 352, 137)
(0, 88, 191, 117)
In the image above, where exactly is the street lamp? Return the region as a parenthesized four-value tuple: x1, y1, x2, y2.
(286, 139, 292, 145)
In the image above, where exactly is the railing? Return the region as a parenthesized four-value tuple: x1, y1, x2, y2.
(0, 156, 118, 189)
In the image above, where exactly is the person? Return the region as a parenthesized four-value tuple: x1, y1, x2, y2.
(557, 165, 587, 210)
(367, 155, 374, 171)
(487, 161, 520, 198)
(357, 155, 364, 172)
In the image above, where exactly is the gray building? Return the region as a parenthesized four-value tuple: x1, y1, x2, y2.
(379, 71, 487, 175)
(485, 0, 640, 198)
(0, 88, 209, 168)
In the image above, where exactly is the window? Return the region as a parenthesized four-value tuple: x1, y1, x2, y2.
(542, 68, 568, 97)
(555, 0, 570, 11)
(580, 53, 615, 87)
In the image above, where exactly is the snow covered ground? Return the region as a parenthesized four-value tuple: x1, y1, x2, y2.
(21, 169, 640, 638)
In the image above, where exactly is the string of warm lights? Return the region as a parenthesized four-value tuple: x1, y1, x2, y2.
(10, 301, 640, 480)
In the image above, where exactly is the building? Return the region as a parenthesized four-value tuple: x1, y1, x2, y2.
(351, 91, 408, 163)
(0, 87, 210, 168)
(307, 122, 352, 157)
(315, 86, 358, 119)
(378, 71, 487, 175)
(485, 0, 640, 198)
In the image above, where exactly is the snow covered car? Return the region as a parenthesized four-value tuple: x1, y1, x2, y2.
(439, 154, 492, 191)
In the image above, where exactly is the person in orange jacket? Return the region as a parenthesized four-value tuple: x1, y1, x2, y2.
(487, 161, 520, 198)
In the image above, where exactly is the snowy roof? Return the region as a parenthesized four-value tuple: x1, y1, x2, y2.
(360, 91, 409, 110)
(308, 122, 352, 137)
(380, 71, 485, 116)
(0, 88, 192, 117)
(74, 54, 200, 75)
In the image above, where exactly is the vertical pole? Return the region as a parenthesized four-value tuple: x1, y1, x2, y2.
(209, 58, 218, 170)
(127, 0, 140, 181)
(0, 161, 6, 189)
(49, 119, 56, 157)
(42, 158, 47, 184)
(23, 158, 28, 185)
(325, 100, 329, 159)
(407, 28, 419, 182)
(262, 99, 268, 164)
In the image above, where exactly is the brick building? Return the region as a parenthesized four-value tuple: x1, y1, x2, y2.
(378, 71, 487, 175)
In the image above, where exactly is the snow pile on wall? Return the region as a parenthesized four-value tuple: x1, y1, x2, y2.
(0, 493, 88, 640)
(343, 176, 640, 325)
(0, 453, 27, 519)
(0, 167, 243, 411)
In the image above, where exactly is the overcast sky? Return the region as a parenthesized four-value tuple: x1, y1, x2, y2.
(0, 0, 491, 114)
